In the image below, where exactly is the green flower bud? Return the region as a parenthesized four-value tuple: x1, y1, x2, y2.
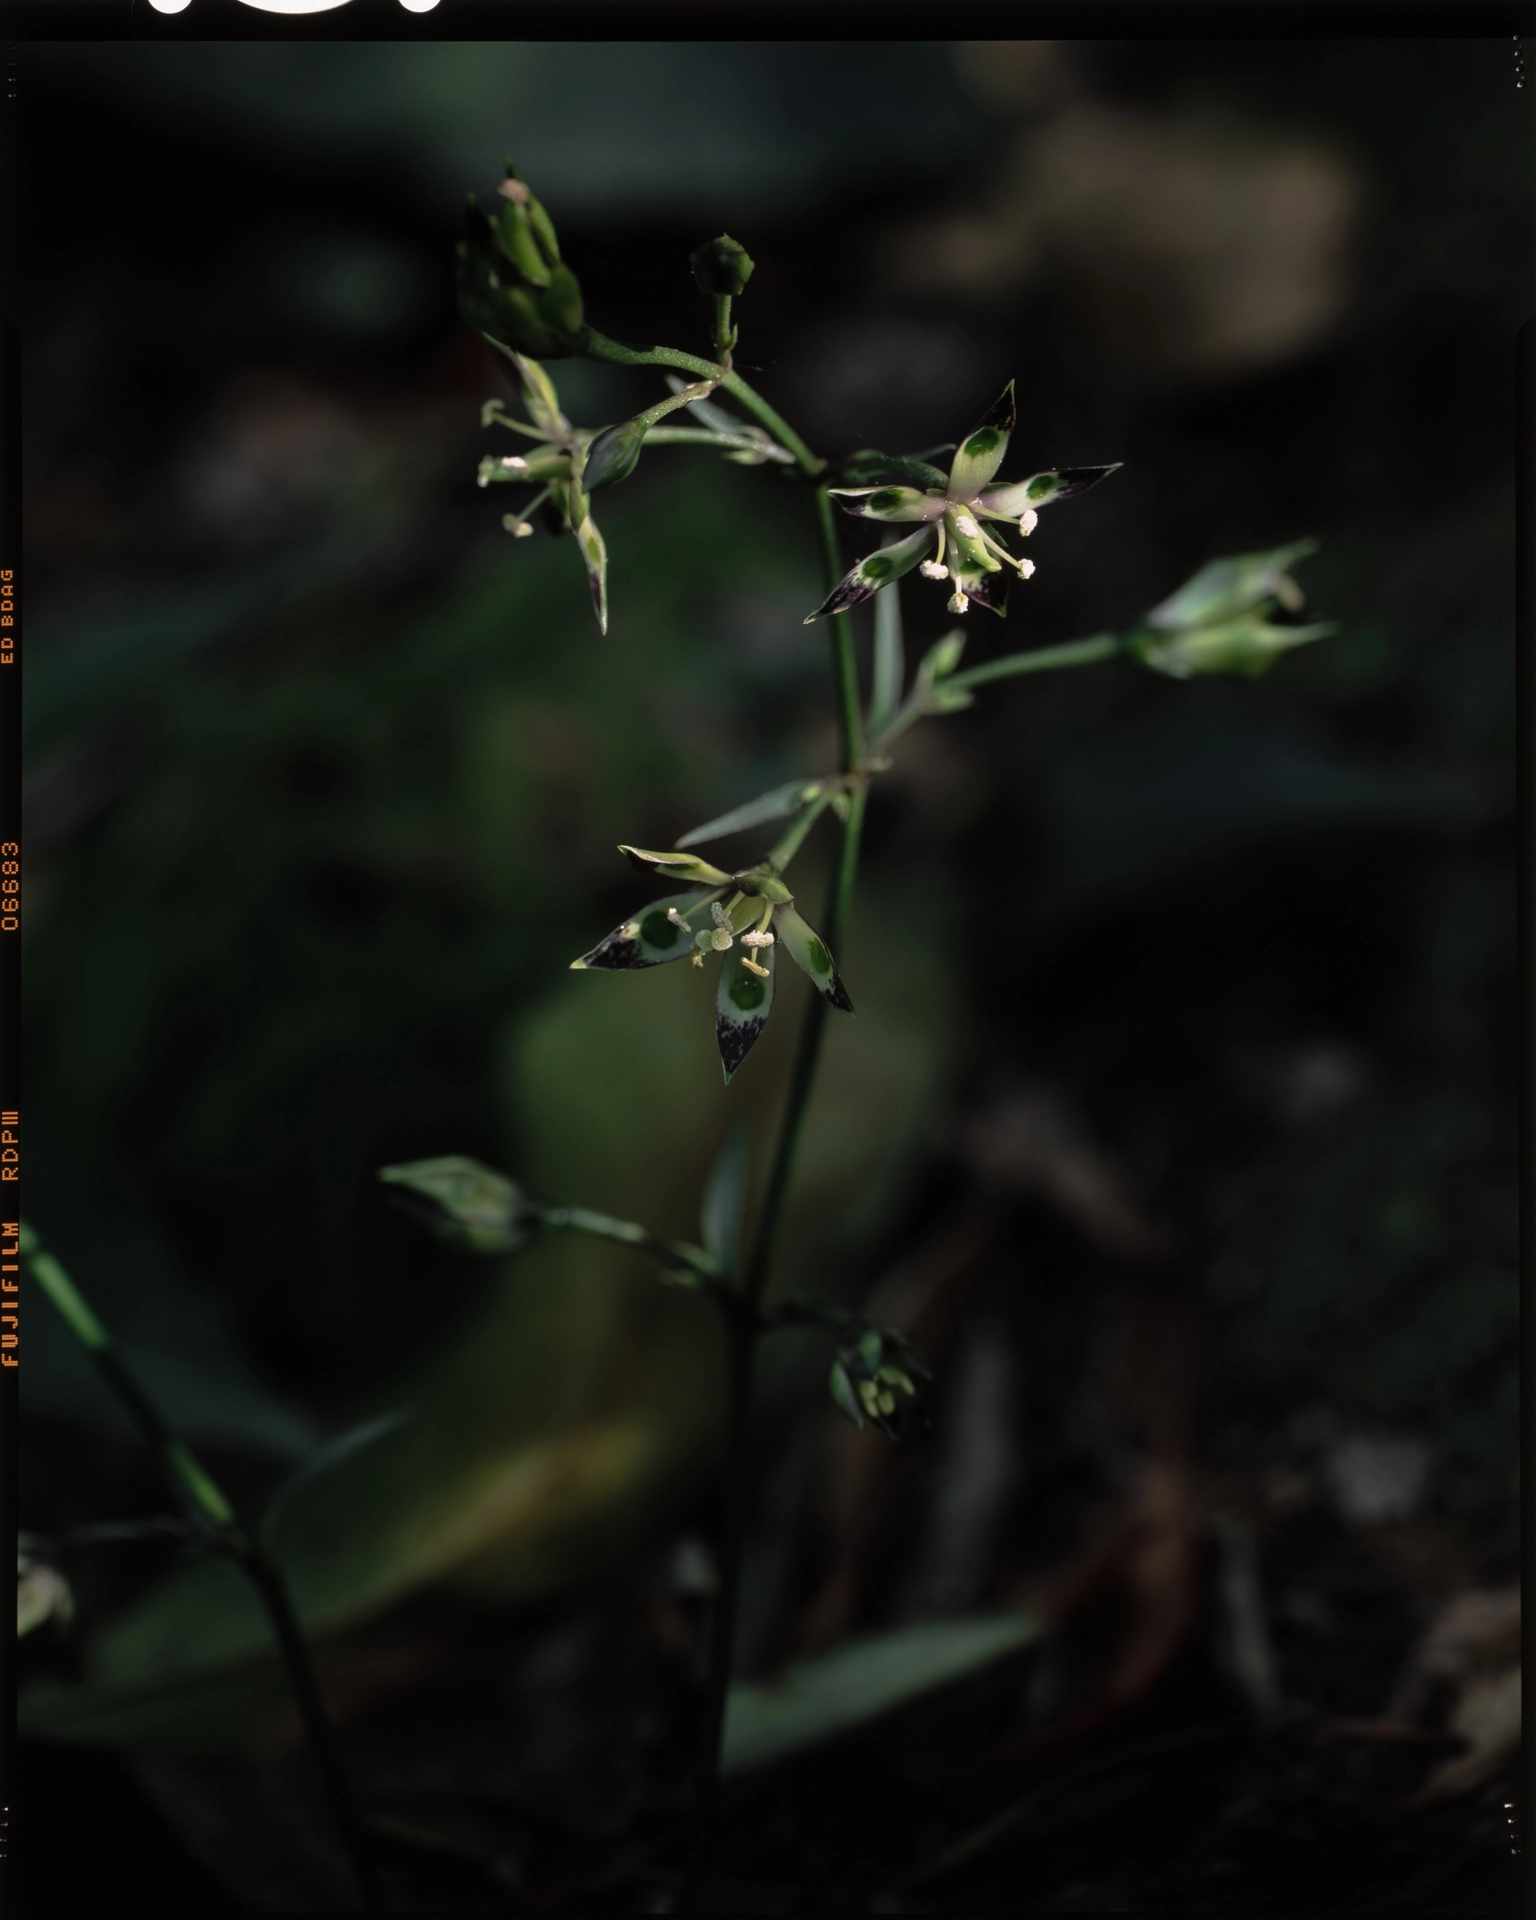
(377, 1155, 537, 1254)
(690, 234, 755, 297)
(1131, 617, 1336, 680)
(828, 1325, 932, 1438)
(1145, 540, 1318, 633)
(582, 419, 647, 492)
(456, 171, 585, 360)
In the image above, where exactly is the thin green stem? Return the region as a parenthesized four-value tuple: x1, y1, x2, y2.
(642, 426, 793, 463)
(580, 327, 821, 476)
(765, 789, 835, 873)
(683, 471, 870, 1911)
(20, 1225, 384, 1914)
(947, 632, 1123, 690)
(538, 1205, 721, 1290)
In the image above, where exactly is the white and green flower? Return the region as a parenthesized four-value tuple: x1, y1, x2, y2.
(807, 383, 1120, 622)
(476, 350, 610, 633)
(570, 846, 853, 1083)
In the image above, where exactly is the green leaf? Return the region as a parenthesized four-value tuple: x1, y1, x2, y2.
(774, 907, 853, 1012)
(259, 1409, 417, 1547)
(377, 1156, 532, 1254)
(945, 384, 1016, 500)
(869, 581, 905, 734)
(716, 942, 775, 1085)
(835, 450, 951, 491)
(675, 780, 826, 851)
(700, 1123, 751, 1279)
(722, 1613, 1043, 1775)
(828, 1360, 864, 1430)
(570, 889, 712, 971)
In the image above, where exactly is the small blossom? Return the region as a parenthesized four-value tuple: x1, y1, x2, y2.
(571, 846, 854, 1083)
(806, 383, 1121, 624)
(827, 1326, 932, 1439)
(476, 352, 611, 632)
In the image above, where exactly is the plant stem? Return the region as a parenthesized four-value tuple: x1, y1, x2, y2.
(947, 632, 1122, 689)
(20, 1225, 385, 1914)
(581, 328, 822, 476)
(683, 477, 868, 1905)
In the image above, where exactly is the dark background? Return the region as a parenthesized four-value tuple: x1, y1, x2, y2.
(15, 37, 1526, 1913)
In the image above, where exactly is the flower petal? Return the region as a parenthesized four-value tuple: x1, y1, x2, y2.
(619, 846, 734, 884)
(803, 525, 934, 624)
(716, 941, 775, 1083)
(571, 890, 714, 970)
(827, 486, 945, 523)
(507, 351, 571, 440)
(961, 569, 1011, 617)
(946, 383, 1016, 500)
(575, 512, 607, 634)
(977, 463, 1122, 517)
(775, 906, 854, 1011)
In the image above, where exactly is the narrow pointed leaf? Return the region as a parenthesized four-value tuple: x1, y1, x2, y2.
(261, 1409, 417, 1546)
(869, 582, 905, 734)
(575, 513, 607, 634)
(700, 1122, 751, 1278)
(775, 906, 853, 1011)
(618, 846, 733, 885)
(946, 384, 1016, 499)
(676, 780, 826, 851)
(827, 486, 944, 524)
(979, 464, 1122, 517)
(829, 1361, 864, 1430)
(716, 942, 775, 1084)
(723, 1613, 1044, 1776)
(804, 524, 934, 625)
(571, 889, 712, 971)
(377, 1155, 533, 1253)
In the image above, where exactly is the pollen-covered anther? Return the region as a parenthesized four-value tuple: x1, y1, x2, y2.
(948, 590, 970, 615)
(954, 513, 982, 539)
(1018, 509, 1038, 535)
(740, 930, 774, 948)
(666, 908, 694, 930)
(740, 955, 770, 978)
(920, 560, 949, 580)
(691, 950, 705, 968)
(1019, 557, 1036, 579)
(500, 456, 528, 472)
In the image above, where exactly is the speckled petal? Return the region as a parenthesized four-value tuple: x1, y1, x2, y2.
(571, 890, 714, 970)
(716, 941, 776, 1083)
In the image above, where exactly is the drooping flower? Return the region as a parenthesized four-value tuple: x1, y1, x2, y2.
(806, 383, 1120, 622)
(570, 847, 853, 1083)
(475, 350, 610, 633)
(1129, 538, 1336, 678)
(828, 1326, 932, 1439)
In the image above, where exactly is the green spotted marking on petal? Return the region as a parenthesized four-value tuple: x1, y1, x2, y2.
(571, 889, 712, 970)
(804, 524, 935, 624)
(977, 464, 1122, 517)
(946, 384, 1016, 500)
(775, 906, 854, 1012)
(828, 486, 945, 524)
(716, 941, 775, 1083)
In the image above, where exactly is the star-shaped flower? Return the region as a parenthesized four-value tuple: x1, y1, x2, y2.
(570, 847, 853, 1083)
(476, 350, 610, 633)
(806, 384, 1120, 622)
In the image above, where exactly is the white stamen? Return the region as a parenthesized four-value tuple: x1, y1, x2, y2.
(502, 514, 535, 538)
(500, 455, 528, 471)
(948, 590, 970, 614)
(1019, 558, 1036, 579)
(741, 930, 774, 948)
(710, 904, 733, 932)
(1018, 508, 1038, 535)
(667, 908, 692, 929)
(954, 513, 981, 539)
(741, 956, 770, 977)
(920, 560, 948, 580)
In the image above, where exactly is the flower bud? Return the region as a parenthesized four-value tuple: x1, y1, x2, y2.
(581, 419, 647, 492)
(456, 169, 585, 360)
(377, 1155, 536, 1254)
(690, 234, 755, 297)
(828, 1325, 932, 1438)
(1145, 540, 1318, 634)
(1131, 617, 1335, 680)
